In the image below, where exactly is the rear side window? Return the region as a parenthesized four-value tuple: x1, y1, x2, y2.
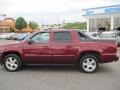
(78, 32, 87, 39)
(54, 32, 71, 43)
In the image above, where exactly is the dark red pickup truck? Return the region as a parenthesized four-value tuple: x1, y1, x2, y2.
(0, 30, 119, 73)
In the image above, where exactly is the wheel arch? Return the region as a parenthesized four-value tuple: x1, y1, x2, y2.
(1, 51, 23, 64)
(78, 51, 101, 64)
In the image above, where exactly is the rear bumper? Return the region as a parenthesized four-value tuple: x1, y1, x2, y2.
(100, 54, 119, 63)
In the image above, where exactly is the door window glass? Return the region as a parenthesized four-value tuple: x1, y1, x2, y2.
(31, 32, 50, 43)
(54, 32, 71, 43)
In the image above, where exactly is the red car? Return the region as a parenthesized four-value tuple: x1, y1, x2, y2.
(0, 30, 119, 73)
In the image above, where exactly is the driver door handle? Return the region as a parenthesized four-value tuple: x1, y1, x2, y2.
(66, 45, 72, 48)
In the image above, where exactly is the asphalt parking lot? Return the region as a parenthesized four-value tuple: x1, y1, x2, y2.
(0, 40, 120, 90)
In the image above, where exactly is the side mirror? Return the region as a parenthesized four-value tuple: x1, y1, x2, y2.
(28, 40, 34, 44)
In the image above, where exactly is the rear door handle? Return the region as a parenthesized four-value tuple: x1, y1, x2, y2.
(43, 46, 49, 48)
(66, 45, 72, 48)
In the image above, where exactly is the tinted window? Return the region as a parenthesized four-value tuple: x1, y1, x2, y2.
(54, 32, 71, 43)
(91, 33, 97, 37)
(78, 32, 87, 39)
(31, 32, 50, 43)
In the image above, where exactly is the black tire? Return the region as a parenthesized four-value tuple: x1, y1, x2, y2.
(79, 54, 99, 73)
(3, 54, 22, 72)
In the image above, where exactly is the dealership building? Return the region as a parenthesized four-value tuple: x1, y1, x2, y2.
(82, 5, 120, 32)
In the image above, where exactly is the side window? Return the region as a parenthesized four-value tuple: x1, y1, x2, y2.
(54, 32, 71, 43)
(92, 33, 97, 37)
(31, 32, 50, 43)
(78, 32, 87, 39)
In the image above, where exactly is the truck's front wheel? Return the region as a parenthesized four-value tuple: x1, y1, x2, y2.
(3, 54, 22, 72)
(79, 54, 99, 73)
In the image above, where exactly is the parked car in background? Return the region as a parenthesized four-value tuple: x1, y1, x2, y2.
(17, 33, 31, 40)
(100, 31, 118, 38)
(116, 36, 120, 47)
(0, 33, 32, 40)
(85, 32, 100, 39)
(0, 29, 118, 73)
(14, 33, 24, 40)
(99, 31, 120, 46)
(6, 33, 16, 40)
(11, 33, 20, 40)
(0, 33, 9, 39)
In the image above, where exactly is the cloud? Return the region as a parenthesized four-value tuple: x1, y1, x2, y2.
(0, 0, 120, 24)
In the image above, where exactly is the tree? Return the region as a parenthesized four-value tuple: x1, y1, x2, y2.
(63, 22, 86, 30)
(29, 21, 38, 31)
(15, 17, 27, 32)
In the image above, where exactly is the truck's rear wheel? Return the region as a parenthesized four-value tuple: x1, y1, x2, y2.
(79, 54, 99, 73)
(3, 54, 22, 72)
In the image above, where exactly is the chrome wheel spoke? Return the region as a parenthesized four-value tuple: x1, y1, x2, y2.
(86, 58, 90, 63)
(12, 63, 18, 68)
(83, 62, 88, 66)
(85, 65, 90, 71)
(89, 65, 95, 70)
(90, 60, 95, 65)
(12, 60, 17, 63)
(9, 57, 13, 62)
(10, 64, 14, 68)
(6, 61, 11, 65)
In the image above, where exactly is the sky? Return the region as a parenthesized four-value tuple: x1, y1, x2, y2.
(0, 0, 120, 24)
